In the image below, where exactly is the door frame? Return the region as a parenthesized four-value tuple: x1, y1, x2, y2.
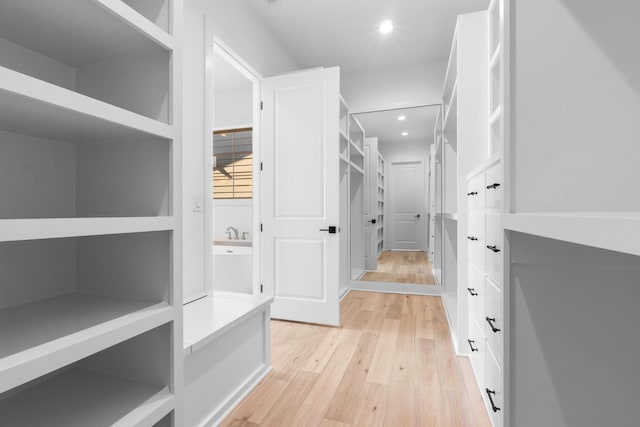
(203, 29, 264, 296)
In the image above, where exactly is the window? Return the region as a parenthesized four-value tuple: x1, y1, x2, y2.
(213, 128, 253, 199)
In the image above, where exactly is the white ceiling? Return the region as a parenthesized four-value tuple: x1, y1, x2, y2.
(353, 106, 440, 145)
(247, 0, 489, 73)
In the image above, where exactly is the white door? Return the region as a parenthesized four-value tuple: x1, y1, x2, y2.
(390, 161, 425, 250)
(261, 68, 340, 326)
(363, 138, 378, 270)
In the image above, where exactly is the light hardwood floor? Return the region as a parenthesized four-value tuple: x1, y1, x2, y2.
(221, 291, 491, 427)
(360, 251, 436, 285)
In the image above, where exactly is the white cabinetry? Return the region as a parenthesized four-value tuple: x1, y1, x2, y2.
(0, 1, 182, 424)
(438, 10, 488, 352)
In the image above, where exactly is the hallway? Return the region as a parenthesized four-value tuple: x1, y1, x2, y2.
(360, 251, 436, 285)
(221, 291, 490, 426)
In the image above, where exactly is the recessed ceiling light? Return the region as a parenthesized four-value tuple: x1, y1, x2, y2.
(379, 20, 393, 34)
(398, 115, 406, 121)
(402, 131, 408, 136)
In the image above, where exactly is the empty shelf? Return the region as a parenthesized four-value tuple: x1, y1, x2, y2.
(0, 67, 173, 142)
(0, 368, 173, 426)
(0, 293, 172, 393)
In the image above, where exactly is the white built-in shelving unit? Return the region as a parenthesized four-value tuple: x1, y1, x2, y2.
(349, 115, 366, 280)
(339, 96, 351, 297)
(0, 0, 182, 424)
(376, 153, 385, 255)
(438, 10, 488, 355)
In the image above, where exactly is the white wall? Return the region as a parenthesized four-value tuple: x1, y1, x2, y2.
(213, 199, 253, 241)
(214, 87, 253, 130)
(182, 0, 299, 299)
(341, 60, 446, 113)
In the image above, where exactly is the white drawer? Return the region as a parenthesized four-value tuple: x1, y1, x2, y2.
(484, 344, 504, 427)
(467, 262, 485, 321)
(484, 162, 502, 211)
(484, 277, 503, 367)
(467, 311, 485, 385)
(468, 213, 485, 269)
(467, 173, 485, 210)
(485, 213, 503, 287)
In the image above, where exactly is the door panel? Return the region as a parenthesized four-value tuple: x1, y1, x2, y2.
(262, 68, 340, 326)
(391, 161, 424, 250)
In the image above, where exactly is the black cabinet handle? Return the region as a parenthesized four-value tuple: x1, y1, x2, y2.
(467, 236, 478, 241)
(467, 191, 478, 196)
(486, 317, 501, 333)
(467, 288, 478, 296)
(486, 245, 501, 253)
(486, 183, 501, 189)
(467, 339, 478, 352)
(486, 388, 501, 412)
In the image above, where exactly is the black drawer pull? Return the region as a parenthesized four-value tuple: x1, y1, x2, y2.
(486, 183, 501, 189)
(486, 317, 501, 333)
(467, 236, 478, 241)
(467, 191, 478, 196)
(467, 339, 478, 352)
(467, 288, 478, 296)
(486, 388, 501, 412)
(486, 245, 501, 253)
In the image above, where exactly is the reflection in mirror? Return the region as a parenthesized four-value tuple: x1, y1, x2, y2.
(211, 49, 254, 295)
(350, 105, 442, 287)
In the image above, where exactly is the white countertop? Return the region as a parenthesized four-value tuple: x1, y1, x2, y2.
(183, 291, 273, 355)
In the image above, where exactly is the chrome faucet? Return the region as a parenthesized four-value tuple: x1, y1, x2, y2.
(242, 231, 249, 240)
(226, 226, 239, 240)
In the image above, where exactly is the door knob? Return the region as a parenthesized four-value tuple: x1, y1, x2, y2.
(319, 226, 337, 234)
(415, 214, 421, 218)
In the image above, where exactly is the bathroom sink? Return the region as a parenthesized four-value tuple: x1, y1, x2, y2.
(213, 240, 252, 247)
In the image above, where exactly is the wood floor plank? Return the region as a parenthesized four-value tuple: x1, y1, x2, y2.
(414, 338, 447, 427)
(396, 312, 416, 352)
(352, 382, 388, 427)
(324, 331, 379, 423)
(360, 251, 436, 284)
(319, 419, 352, 427)
(366, 318, 400, 385)
(220, 376, 289, 426)
(259, 370, 319, 427)
(383, 350, 416, 427)
(290, 342, 357, 426)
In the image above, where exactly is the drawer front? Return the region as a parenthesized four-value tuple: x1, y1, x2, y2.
(467, 311, 485, 386)
(484, 277, 504, 367)
(485, 214, 503, 287)
(467, 262, 485, 321)
(485, 345, 504, 427)
(467, 173, 485, 210)
(468, 213, 485, 269)
(484, 162, 502, 211)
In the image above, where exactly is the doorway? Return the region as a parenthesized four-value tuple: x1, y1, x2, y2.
(207, 39, 262, 296)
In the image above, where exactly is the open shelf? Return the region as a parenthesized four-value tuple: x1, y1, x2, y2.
(350, 162, 365, 175)
(0, 368, 173, 426)
(0, 67, 172, 141)
(0, 294, 171, 394)
(503, 212, 640, 257)
(0, 217, 173, 242)
(349, 139, 365, 158)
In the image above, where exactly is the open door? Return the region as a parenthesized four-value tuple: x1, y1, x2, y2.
(261, 67, 341, 326)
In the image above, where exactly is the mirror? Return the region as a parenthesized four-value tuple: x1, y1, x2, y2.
(349, 105, 443, 287)
(211, 48, 255, 295)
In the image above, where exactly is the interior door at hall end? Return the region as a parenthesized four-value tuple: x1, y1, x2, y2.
(261, 67, 341, 326)
(391, 160, 425, 250)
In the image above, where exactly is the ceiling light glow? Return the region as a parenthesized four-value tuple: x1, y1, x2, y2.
(402, 132, 408, 136)
(379, 20, 393, 34)
(398, 115, 406, 121)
